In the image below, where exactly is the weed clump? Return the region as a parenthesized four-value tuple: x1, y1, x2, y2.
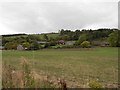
(2, 57, 36, 88)
(88, 81, 102, 89)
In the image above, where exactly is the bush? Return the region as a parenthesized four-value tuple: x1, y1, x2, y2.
(77, 34, 87, 44)
(89, 81, 102, 89)
(44, 43, 50, 48)
(30, 41, 39, 50)
(74, 41, 80, 46)
(108, 31, 120, 47)
(80, 41, 91, 48)
(22, 42, 31, 50)
(4, 42, 18, 50)
(50, 45, 75, 49)
(39, 45, 45, 49)
(49, 41, 57, 46)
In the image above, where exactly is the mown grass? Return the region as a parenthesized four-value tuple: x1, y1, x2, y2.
(2, 47, 118, 88)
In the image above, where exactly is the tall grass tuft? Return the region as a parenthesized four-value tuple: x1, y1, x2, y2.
(2, 57, 36, 88)
(20, 57, 36, 88)
(2, 57, 57, 88)
(2, 64, 14, 88)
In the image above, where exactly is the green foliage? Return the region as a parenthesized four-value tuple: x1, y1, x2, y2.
(49, 41, 57, 46)
(30, 41, 39, 50)
(2, 29, 119, 50)
(75, 34, 88, 45)
(4, 42, 18, 50)
(43, 34, 48, 41)
(50, 45, 75, 49)
(89, 81, 102, 89)
(39, 45, 45, 49)
(72, 30, 81, 40)
(80, 41, 91, 48)
(78, 34, 87, 44)
(44, 43, 50, 48)
(108, 31, 120, 47)
(22, 42, 31, 49)
(2, 38, 10, 46)
(28, 35, 36, 40)
(59, 29, 65, 35)
(60, 35, 70, 41)
(21, 58, 36, 88)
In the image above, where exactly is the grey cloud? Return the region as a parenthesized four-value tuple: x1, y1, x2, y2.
(0, 1, 118, 34)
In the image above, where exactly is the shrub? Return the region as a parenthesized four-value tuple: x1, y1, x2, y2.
(4, 42, 18, 50)
(50, 46, 59, 49)
(22, 42, 31, 49)
(108, 31, 120, 47)
(30, 41, 39, 50)
(89, 81, 102, 89)
(80, 41, 91, 48)
(39, 45, 45, 49)
(74, 41, 80, 46)
(44, 43, 50, 48)
(77, 34, 87, 44)
(49, 41, 57, 46)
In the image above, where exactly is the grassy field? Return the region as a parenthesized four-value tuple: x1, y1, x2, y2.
(2, 47, 118, 88)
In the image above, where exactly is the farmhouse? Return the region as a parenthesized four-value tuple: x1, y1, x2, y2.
(17, 45, 25, 51)
(58, 40, 65, 45)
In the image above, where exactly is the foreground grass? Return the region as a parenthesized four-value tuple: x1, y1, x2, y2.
(2, 47, 118, 88)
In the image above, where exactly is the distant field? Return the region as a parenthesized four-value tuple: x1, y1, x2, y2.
(2, 47, 118, 88)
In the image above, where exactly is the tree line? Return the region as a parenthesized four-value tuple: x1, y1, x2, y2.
(2, 28, 120, 50)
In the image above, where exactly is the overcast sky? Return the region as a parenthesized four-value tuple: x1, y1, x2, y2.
(0, 0, 119, 35)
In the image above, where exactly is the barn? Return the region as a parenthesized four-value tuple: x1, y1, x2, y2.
(58, 40, 65, 45)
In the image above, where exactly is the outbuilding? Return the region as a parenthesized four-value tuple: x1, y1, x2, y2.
(58, 40, 65, 45)
(17, 45, 25, 51)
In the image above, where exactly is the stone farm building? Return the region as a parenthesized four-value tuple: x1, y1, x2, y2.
(17, 45, 25, 51)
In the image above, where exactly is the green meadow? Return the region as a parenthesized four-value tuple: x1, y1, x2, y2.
(2, 47, 118, 88)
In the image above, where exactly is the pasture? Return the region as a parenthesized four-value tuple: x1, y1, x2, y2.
(2, 47, 118, 88)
